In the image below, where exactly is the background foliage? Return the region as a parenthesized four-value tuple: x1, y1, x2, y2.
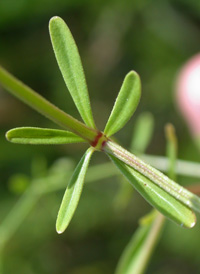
(0, 0, 200, 273)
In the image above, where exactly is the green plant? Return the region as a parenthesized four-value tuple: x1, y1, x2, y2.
(115, 123, 177, 274)
(0, 16, 200, 237)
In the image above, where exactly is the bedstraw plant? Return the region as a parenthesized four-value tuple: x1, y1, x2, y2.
(0, 16, 200, 235)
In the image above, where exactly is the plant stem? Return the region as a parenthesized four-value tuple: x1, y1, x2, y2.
(141, 155, 200, 178)
(0, 187, 39, 249)
(136, 212, 165, 274)
(104, 140, 200, 212)
(165, 124, 177, 181)
(0, 161, 118, 250)
(0, 66, 98, 143)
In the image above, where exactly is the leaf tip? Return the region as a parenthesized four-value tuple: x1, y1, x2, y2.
(190, 220, 196, 228)
(185, 212, 196, 229)
(56, 229, 64, 234)
(49, 15, 61, 23)
(126, 70, 140, 80)
(56, 220, 66, 234)
(49, 16, 64, 31)
(5, 129, 12, 142)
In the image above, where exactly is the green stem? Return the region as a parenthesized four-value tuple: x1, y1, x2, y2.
(136, 212, 165, 274)
(120, 123, 177, 274)
(165, 124, 177, 181)
(0, 161, 118, 251)
(104, 140, 200, 212)
(0, 187, 39, 250)
(141, 155, 200, 178)
(0, 66, 98, 143)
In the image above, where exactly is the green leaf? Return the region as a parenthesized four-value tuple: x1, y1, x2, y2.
(6, 127, 85, 145)
(115, 211, 164, 274)
(56, 147, 94, 233)
(109, 155, 196, 228)
(130, 112, 154, 154)
(105, 140, 200, 214)
(115, 125, 176, 274)
(104, 71, 141, 137)
(0, 66, 98, 143)
(49, 16, 96, 129)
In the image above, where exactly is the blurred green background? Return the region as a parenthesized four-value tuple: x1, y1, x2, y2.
(0, 0, 200, 273)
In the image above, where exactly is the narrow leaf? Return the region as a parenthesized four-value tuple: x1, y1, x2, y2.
(116, 124, 176, 274)
(56, 147, 94, 233)
(6, 127, 85, 145)
(104, 71, 141, 137)
(105, 140, 200, 214)
(115, 211, 164, 274)
(49, 16, 96, 129)
(130, 112, 154, 154)
(0, 66, 98, 143)
(109, 155, 196, 228)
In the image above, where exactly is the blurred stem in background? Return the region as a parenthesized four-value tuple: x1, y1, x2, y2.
(165, 123, 178, 181)
(141, 155, 200, 178)
(0, 158, 118, 271)
(0, 1, 200, 273)
(0, 114, 200, 272)
(115, 123, 178, 274)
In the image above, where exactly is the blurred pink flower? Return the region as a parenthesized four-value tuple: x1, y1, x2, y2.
(176, 54, 200, 138)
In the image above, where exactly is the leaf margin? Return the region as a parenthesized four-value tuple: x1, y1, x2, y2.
(56, 147, 94, 234)
(104, 71, 141, 137)
(6, 127, 85, 145)
(108, 154, 196, 229)
(49, 16, 96, 129)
